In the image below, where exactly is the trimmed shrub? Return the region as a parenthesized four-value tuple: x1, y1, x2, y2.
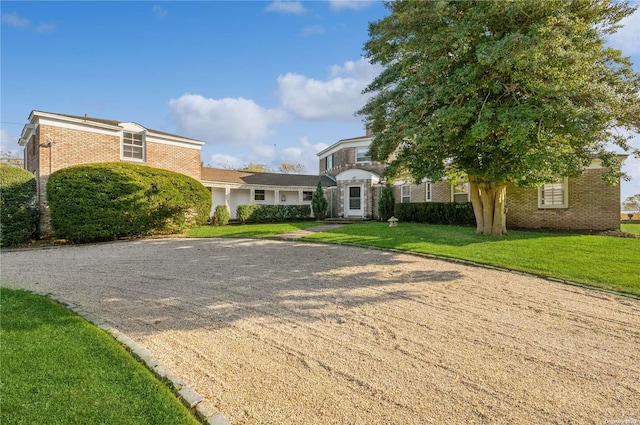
(47, 162, 211, 243)
(0, 166, 39, 246)
(312, 179, 328, 220)
(212, 204, 230, 226)
(236, 204, 311, 223)
(237, 204, 260, 224)
(394, 202, 475, 226)
(378, 184, 395, 221)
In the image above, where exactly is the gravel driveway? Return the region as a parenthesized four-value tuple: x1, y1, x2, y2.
(1, 238, 638, 424)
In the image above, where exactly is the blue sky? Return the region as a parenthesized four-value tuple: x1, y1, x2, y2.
(1, 0, 639, 201)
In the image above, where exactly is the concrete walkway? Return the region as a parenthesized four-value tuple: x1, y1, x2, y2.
(272, 223, 346, 240)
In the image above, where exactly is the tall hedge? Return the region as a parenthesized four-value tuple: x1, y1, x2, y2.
(236, 204, 311, 223)
(0, 165, 39, 247)
(47, 163, 211, 243)
(378, 184, 395, 221)
(394, 202, 475, 226)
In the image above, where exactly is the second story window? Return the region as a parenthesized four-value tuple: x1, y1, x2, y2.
(325, 154, 334, 170)
(122, 131, 145, 160)
(356, 147, 371, 163)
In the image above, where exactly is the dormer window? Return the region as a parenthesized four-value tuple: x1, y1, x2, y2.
(356, 147, 371, 163)
(122, 131, 145, 161)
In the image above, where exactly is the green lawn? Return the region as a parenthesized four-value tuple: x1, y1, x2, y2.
(621, 223, 640, 235)
(0, 288, 201, 425)
(302, 222, 640, 297)
(187, 221, 323, 237)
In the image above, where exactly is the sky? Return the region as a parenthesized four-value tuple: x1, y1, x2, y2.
(1, 0, 639, 202)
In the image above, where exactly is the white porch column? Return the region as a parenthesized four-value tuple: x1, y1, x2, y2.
(225, 186, 231, 210)
(250, 188, 255, 205)
(275, 189, 280, 205)
(298, 190, 303, 203)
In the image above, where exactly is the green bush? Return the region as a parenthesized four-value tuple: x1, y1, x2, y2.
(312, 179, 328, 220)
(237, 204, 259, 224)
(212, 204, 230, 226)
(236, 204, 311, 223)
(394, 202, 475, 225)
(0, 166, 39, 246)
(47, 163, 211, 243)
(378, 184, 395, 221)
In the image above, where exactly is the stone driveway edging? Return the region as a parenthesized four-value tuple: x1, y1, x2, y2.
(28, 290, 231, 425)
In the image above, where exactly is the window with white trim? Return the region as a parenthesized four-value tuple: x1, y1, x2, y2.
(255, 190, 265, 201)
(303, 191, 313, 201)
(325, 154, 334, 170)
(356, 147, 371, 163)
(122, 131, 145, 160)
(538, 178, 568, 208)
(426, 181, 432, 202)
(452, 182, 469, 203)
(401, 185, 411, 203)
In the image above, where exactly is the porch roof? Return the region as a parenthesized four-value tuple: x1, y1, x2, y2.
(201, 167, 335, 188)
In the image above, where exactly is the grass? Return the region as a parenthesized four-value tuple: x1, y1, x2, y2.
(621, 223, 640, 235)
(186, 221, 323, 237)
(301, 222, 640, 297)
(0, 287, 201, 425)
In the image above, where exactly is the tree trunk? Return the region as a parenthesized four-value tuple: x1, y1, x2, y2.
(469, 177, 507, 236)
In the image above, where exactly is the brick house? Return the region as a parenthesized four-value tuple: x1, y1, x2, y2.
(318, 130, 624, 231)
(18, 111, 204, 230)
(18, 110, 623, 232)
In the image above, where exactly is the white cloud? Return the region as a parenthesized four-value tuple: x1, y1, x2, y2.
(607, 8, 640, 55)
(208, 153, 245, 169)
(1, 129, 18, 148)
(168, 93, 286, 145)
(1, 12, 30, 28)
(329, 1, 374, 11)
(36, 23, 56, 33)
(2, 12, 55, 33)
(265, 1, 306, 15)
(277, 57, 382, 121)
(301, 24, 325, 36)
(278, 136, 328, 173)
(152, 5, 167, 19)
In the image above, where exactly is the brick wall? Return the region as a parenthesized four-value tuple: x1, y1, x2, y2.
(147, 143, 201, 180)
(506, 169, 620, 230)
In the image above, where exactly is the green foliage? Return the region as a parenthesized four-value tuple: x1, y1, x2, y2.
(0, 288, 200, 424)
(236, 204, 311, 223)
(394, 202, 476, 226)
(360, 1, 640, 187)
(212, 204, 230, 226)
(47, 163, 211, 243)
(378, 184, 396, 221)
(237, 204, 260, 224)
(0, 165, 39, 246)
(312, 179, 328, 220)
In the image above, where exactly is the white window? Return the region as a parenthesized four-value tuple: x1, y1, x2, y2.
(452, 182, 469, 203)
(325, 154, 334, 170)
(303, 191, 313, 201)
(401, 185, 411, 203)
(255, 190, 265, 201)
(122, 131, 145, 160)
(356, 147, 371, 163)
(538, 178, 568, 208)
(426, 181, 432, 202)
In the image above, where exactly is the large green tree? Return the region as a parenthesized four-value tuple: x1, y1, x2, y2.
(359, 0, 640, 235)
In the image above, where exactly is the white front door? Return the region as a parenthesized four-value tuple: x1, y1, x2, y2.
(345, 185, 364, 217)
